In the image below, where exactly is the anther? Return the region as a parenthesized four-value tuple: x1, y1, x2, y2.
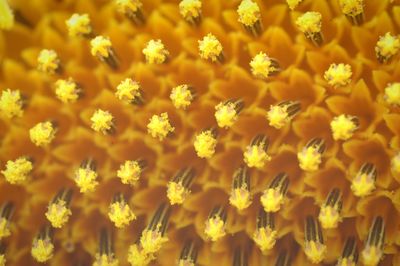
(232, 247, 248, 266)
(90, 36, 119, 69)
(361, 216, 385, 266)
(0, 0, 14, 30)
(250, 52, 281, 79)
(179, 0, 202, 26)
(237, 0, 262, 36)
(115, 0, 145, 25)
(147, 112, 175, 141)
(304, 216, 326, 264)
(108, 193, 136, 228)
(115, 78, 144, 105)
(215, 99, 244, 129)
(2, 156, 33, 185)
(318, 188, 342, 229)
(324, 63, 352, 88)
(93, 228, 119, 266)
(198, 33, 224, 63)
(0, 202, 14, 239)
(253, 209, 277, 253)
(170, 84, 195, 110)
(142, 39, 169, 64)
(337, 237, 358, 266)
(375, 32, 400, 63)
(31, 225, 54, 263)
(45, 188, 73, 228)
(74, 159, 99, 193)
(351, 163, 377, 197)
(117, 159, 146, 186)
(204, 206, 227, 242)
(167, 167, 196, 205)
(29, 121, 57, 147)
(286, 0, 303, 10)
(178, 240, 198, 266)
(260, 172, 289, 212)
(0, 89, 24, 118)
(0, 242, 5, 266)
(229, 166, 252, 211)
(297, 138, 326, 172)
(37, 49, 62, 74)
(275, 250, 291, 266)
(296, 12, 323, 46)
(90, 109, 115, 135)
(266, 101, 301, 129)
(384, 83, 400, 106)
(330, 114, 359, 141)
(127, 243, 155, 266)
(194, 128, 218, 159)
(54, 78, 82, 103)
(65, 13, 93, 38)
(244, 134, 271, 169)
(338, 0, 364, 25)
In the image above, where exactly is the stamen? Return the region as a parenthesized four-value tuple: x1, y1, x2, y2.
(0, 202, 14, 239)
(29, 121, 57, 147)
(351, 163, 377, 197)
(318, 188, 342, 229)
(127, 243, 155, 266)
(45, 188, 73, 228)
(179, 0, 202, 25)
(229, 166, 252, 211)
(93, 228, 119, 266)
(117, 159, 146, 186)
(253, 209, 277, 253)
(54, 78, 81, 103)
(115, 78, 143, 105)
(178, 240, 197, 266)
(295, 12, 323, 46)
(232, 247, 248, 266)
(391, 152, 400, 177)
(338, 0, 364, 25)
(249, 52, 281, 79)
(204, 206, 227, 242)
(140, 203, 171, 254)
(266, 101, 301, 129)
(384, 83, 400, 106)
(167, 167, 195, 205)
(237, 0, 262, 36)
(286, 0, 303, 10)
(0, 242, 5, 266)
(115, 0, 145, 25)
(194, 128, 218, 159)
(90, 109, 115, 135)
(330, 114, 359, 141)
(275, 250, 291, 266)
(65, 13, 93, 38)
(304, 216, 326, 264)
(37, 49, 61, 74)
(1, 156, 33, 185)
(260, 172, 289, 212)
(361, 217, 385, 266)
(215, 99, 244, 129)
(0, 0, 14, 30)
(142, 39, 169, 64)
(375, 32, 400, 63)
(74, 159, 99, 193)
(90, 36, 119, 69)
(0, 89, 24, 118)
(297, 138, 326, 172)
(198, 33, 224, 63)
(170, 84, 194, 110)
(337, 237, 358, 266)
(243, 134, 271, 168)
(147, 112, 175, 141)
(108, 193, 136, 228)
(324, 63, 352, 88)
(31, 225, 54, 263)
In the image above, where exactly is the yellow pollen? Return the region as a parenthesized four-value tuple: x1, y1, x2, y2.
(0, 0, 14, 30)
(0, 89, 23, 118)
(140, 227, 168, 254)
(361, 246, 382, 266)
(297, 146, 322, 172)
(91, 36, 113, 58)
(250, 52, 279, 79)
(29, 121, 57, 147)
(229, 185, 252, 211)
(31, 239, 54, 263)
(127, 244, 155, 266)
(375, 32, 400, 62)
(117, 160, 142, 186)
(198, 33, 223, 62)
(0, 254, 5, 266)
(330, 114, 358, 140)
(304, 241, 327, 264)
(204, 216, 226, 241)
(147, 112, 174, 140)
(318, 206, 341, 229)
(215, 102, 239, 128)
(65, 13, 92, 37)
(115, 0, 142, 14)
(170, 84, 193, 110)
(108, 201, 136, 228)
(266, 105, 290, 129)
(0, 218, 10, 239)
(115, 78, 141, 104)
(54, 78, 80, 103)
(337, 258, 356, 266)
(74, 167, 99, 193)
(142, 39, 169, 64)
(37, 49, 60, 74)
(351, 173, 375, 197)
(286, 0, 303, 10)
(391, 153, 400, 177)
(45, 199, 72, 228)
(260, 188, 284, 212)
(296, 12, 322, 34)
(237, 0, 261, 27)
(90, 109, 114, 134)
(194, 130, 217, 159)
(179, 0, 202, 21)
(93, 253, 119, 266)
(178, 259, 195, 266)
(244, 143, 271, 168)
(338, 0, 364, 17)
(384, 83, 400, 106)
(1, 157, 33, 185)
(324, 63, 352, 88)
(167, 181, 189, 205)
(252, 227, 277, 253)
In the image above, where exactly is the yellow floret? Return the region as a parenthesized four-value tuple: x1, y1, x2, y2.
(266, 105, 290, 129)
(237, 0, 260, 27)
(215, 102, 239, 128)
(0, 218, 10, 239)
(375, 32, 400, 62)
(167, 181, 189, 205)
(229, 185, 252, 211)
(253, 227, 277, 253)
(338, 0, 364, 16)
(93, 253, 119, 266)
(91, 36, 112, 58)
(244, 143, 271, 168)
(29, 121, 57, 147)
(204, 216, 226, 241)
(45, 199, 72, 228)
(297, 146, 322, 172)
(179, 0, 202, 21)
(260, 188, 284, 212)
(194, 130, 217, 158)
(286, 0, 303, 10)
(54, 78, 80, 103)
(330, 114, 358, 140)
(318, 206, 341, 229)
(250, 52, 279, 79)
(127, 244, 155, 266)
(115, 78, 141, 104)
(384, 83, 400, 106)
(391, 153, 400, 177)
(115, 0, 142, 13)
(142, 39, 169, 64)
(351, 173, 375, 197)
(65, 13, 91, 37)
(0, 89, 23, 118)
(198, 33, 223, 62)
(74, 167, 99, 193)
(1, 157, 33, 185)
(140, 227, 168, 254)
(108, 201, 136, 228)
(147, 112, 174, 140)
(324, 63, 352, 88)
(37, 49, 60, 74)
(117, 160, 142, 186)
(0, 0, 14, 30)
(90, 109, 114, 134)
(304, 241, 327, 264)
(170, 84, 193, 110)
(361, 246, 382, 266)
(296, 11, 322, 33)
(0, 254, 5, 266)
(31, 239, 54, 263)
